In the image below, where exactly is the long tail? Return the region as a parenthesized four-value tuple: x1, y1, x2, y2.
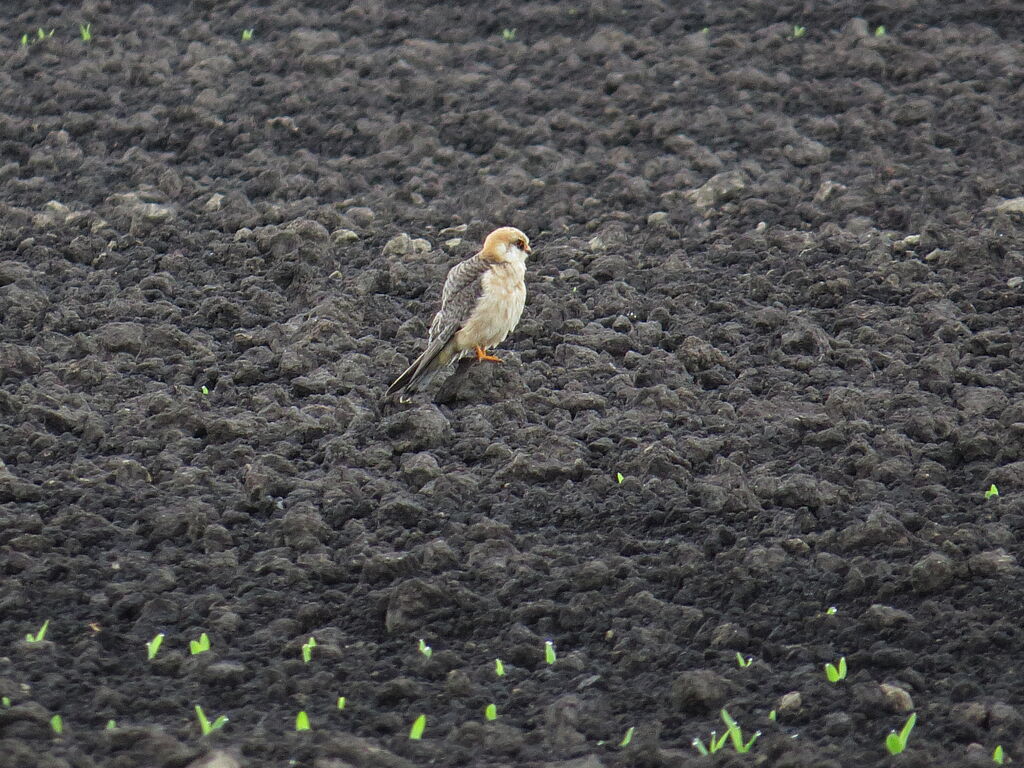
(385, 336, 459, 398)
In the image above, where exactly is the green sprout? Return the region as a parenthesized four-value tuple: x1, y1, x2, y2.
(986, 484, 999, 499)
(885, 712, 916, 755)
(79, 23, 92, 41)
(494, 658, 506, 676)
(545, 640, 556, 665)
(692, 728, 730, 755)
(792, 25, 806, 38)
(409, 713, 426, 740)
(768, 710, 777, 722)
(993, 745, 1005, 764)
(701, 27, 709, 34)
(201, 385, 209, 395)
(21, 33, 29, 47)
(721, 709, 760, 753)
(146, 633, 165, 660)
(25, 619, 50, 643)
(735, 652, 752, 668)
(874, 25, 886, 37)
(337, 696, 346, 710)
(826, 606, 838, 615)
(501, 28, 516, 41)
(241, 28, 254, 41)
(825, 656, 847, 683)
(1, 697, 10, 707)
(295, 710, 310, 731)
(37, 28, 54, 40)
(50, 714, 63, 734)
(189, 632, 210, 655)
(620, 726, 635, 747)
(484, 703, 497, 721)
(616, 472, 624, 484)
(106, 720, 116, 730)
(418, 638, 432, 659)
(195, 705, 228, 735)
(301, 637, 316, 663)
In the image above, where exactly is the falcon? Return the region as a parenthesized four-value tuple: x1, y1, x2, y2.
(386, 226, 531, 397)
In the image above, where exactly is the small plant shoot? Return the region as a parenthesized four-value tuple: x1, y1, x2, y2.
(874, 25, 886, 37)
(147, 633, 165, 660)
(295, 711, 310, 731)
(495, 658, 505, 676)
(301, 636, 316, 663)
(409, 713, 426, 740)
(80, 23, 92, 41)
(620, 726, 635, 747)
(50, 714, 63, 734)
(826, 606, 838, 615)
(189, 633, 210, 655)
(792, 25, 806, 38)
(616, 472, 624, 484)
(768, 710, 777, 722)
(501, 28, 516, 41)
(885, 712, 916, 755)
(1, 697, 11, 707)
(484, 703, 497, 721)
(736, 652, 752, 668)
(242, 29, 254, 41)
(721, 709, 760, 753)
(993, 745, 1005, 764)
(825, 656, 847, 683)
(986, 484, 999, 499)
(418, 638, 432, 659)
(195, 705, 228, 735)
(106, 720, 116, 730)
(25, 619, 49, 643)
(545, 640, 556, 664)
(337, 696, 346, 710)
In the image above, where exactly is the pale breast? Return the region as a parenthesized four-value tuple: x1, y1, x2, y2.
(455, 262, 526, 351)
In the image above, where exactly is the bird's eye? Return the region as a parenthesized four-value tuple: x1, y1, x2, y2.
(516, 240, 525, 249)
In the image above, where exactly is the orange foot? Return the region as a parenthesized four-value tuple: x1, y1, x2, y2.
(474, 346, 504, 363)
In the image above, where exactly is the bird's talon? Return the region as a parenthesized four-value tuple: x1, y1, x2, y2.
(474, 347, 504, 363)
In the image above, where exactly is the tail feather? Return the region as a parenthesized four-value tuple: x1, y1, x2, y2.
(385, 336, 459, 398)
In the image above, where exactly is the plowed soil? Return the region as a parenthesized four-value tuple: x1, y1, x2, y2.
(3, 2, 1024, 767)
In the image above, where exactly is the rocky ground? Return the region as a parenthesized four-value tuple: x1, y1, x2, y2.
(2, 1, 1024, 766)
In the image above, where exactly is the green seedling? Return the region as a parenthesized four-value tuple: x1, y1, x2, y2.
(241, 28, 254, 41)
(692, 728, 730, 755)
(201, 385, 209, 395)
(826, 606, 838, 615)
(701, 26, 709, 34)
(21, 33, 29, 47)
(301, 636, 316, 663)
(409, 713, 426, 740)
(36, 28, 54, 41)
(494, 658, 506, 676)
(147, 633, 165, 660)
(768, 709, 777, 721)
(418, 638, 432, 659)
(825, 656, 847, 683)
(79, 23, 92, 41)
(1, 697, 10, 707)
(337, 696, 346, 710)
(189, 632, 210, 655)
(484, 703, 497, 721)
(616, 472, 624, 484)
(993, 745, 1005, 764)
(721, 709, 760, 753)
(874, 25, 886, 37)
(792, 25, 806, 38)
(545, 640, 556, 665)
(620, 726, 635, 747)
(195, 705, 228, 735)
(295, 710, 310, 731)
(106, 719, 116, 730)
(50, 714, 63, 734)
(736, 652, 752, 668)
(986, 484, 999, 499)
(501, 28, 516, 41)
(25, 619, 49, 643)
(885, 712, 916, 755)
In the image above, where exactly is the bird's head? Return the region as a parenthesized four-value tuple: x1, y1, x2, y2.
(480, 226, 531, 264)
